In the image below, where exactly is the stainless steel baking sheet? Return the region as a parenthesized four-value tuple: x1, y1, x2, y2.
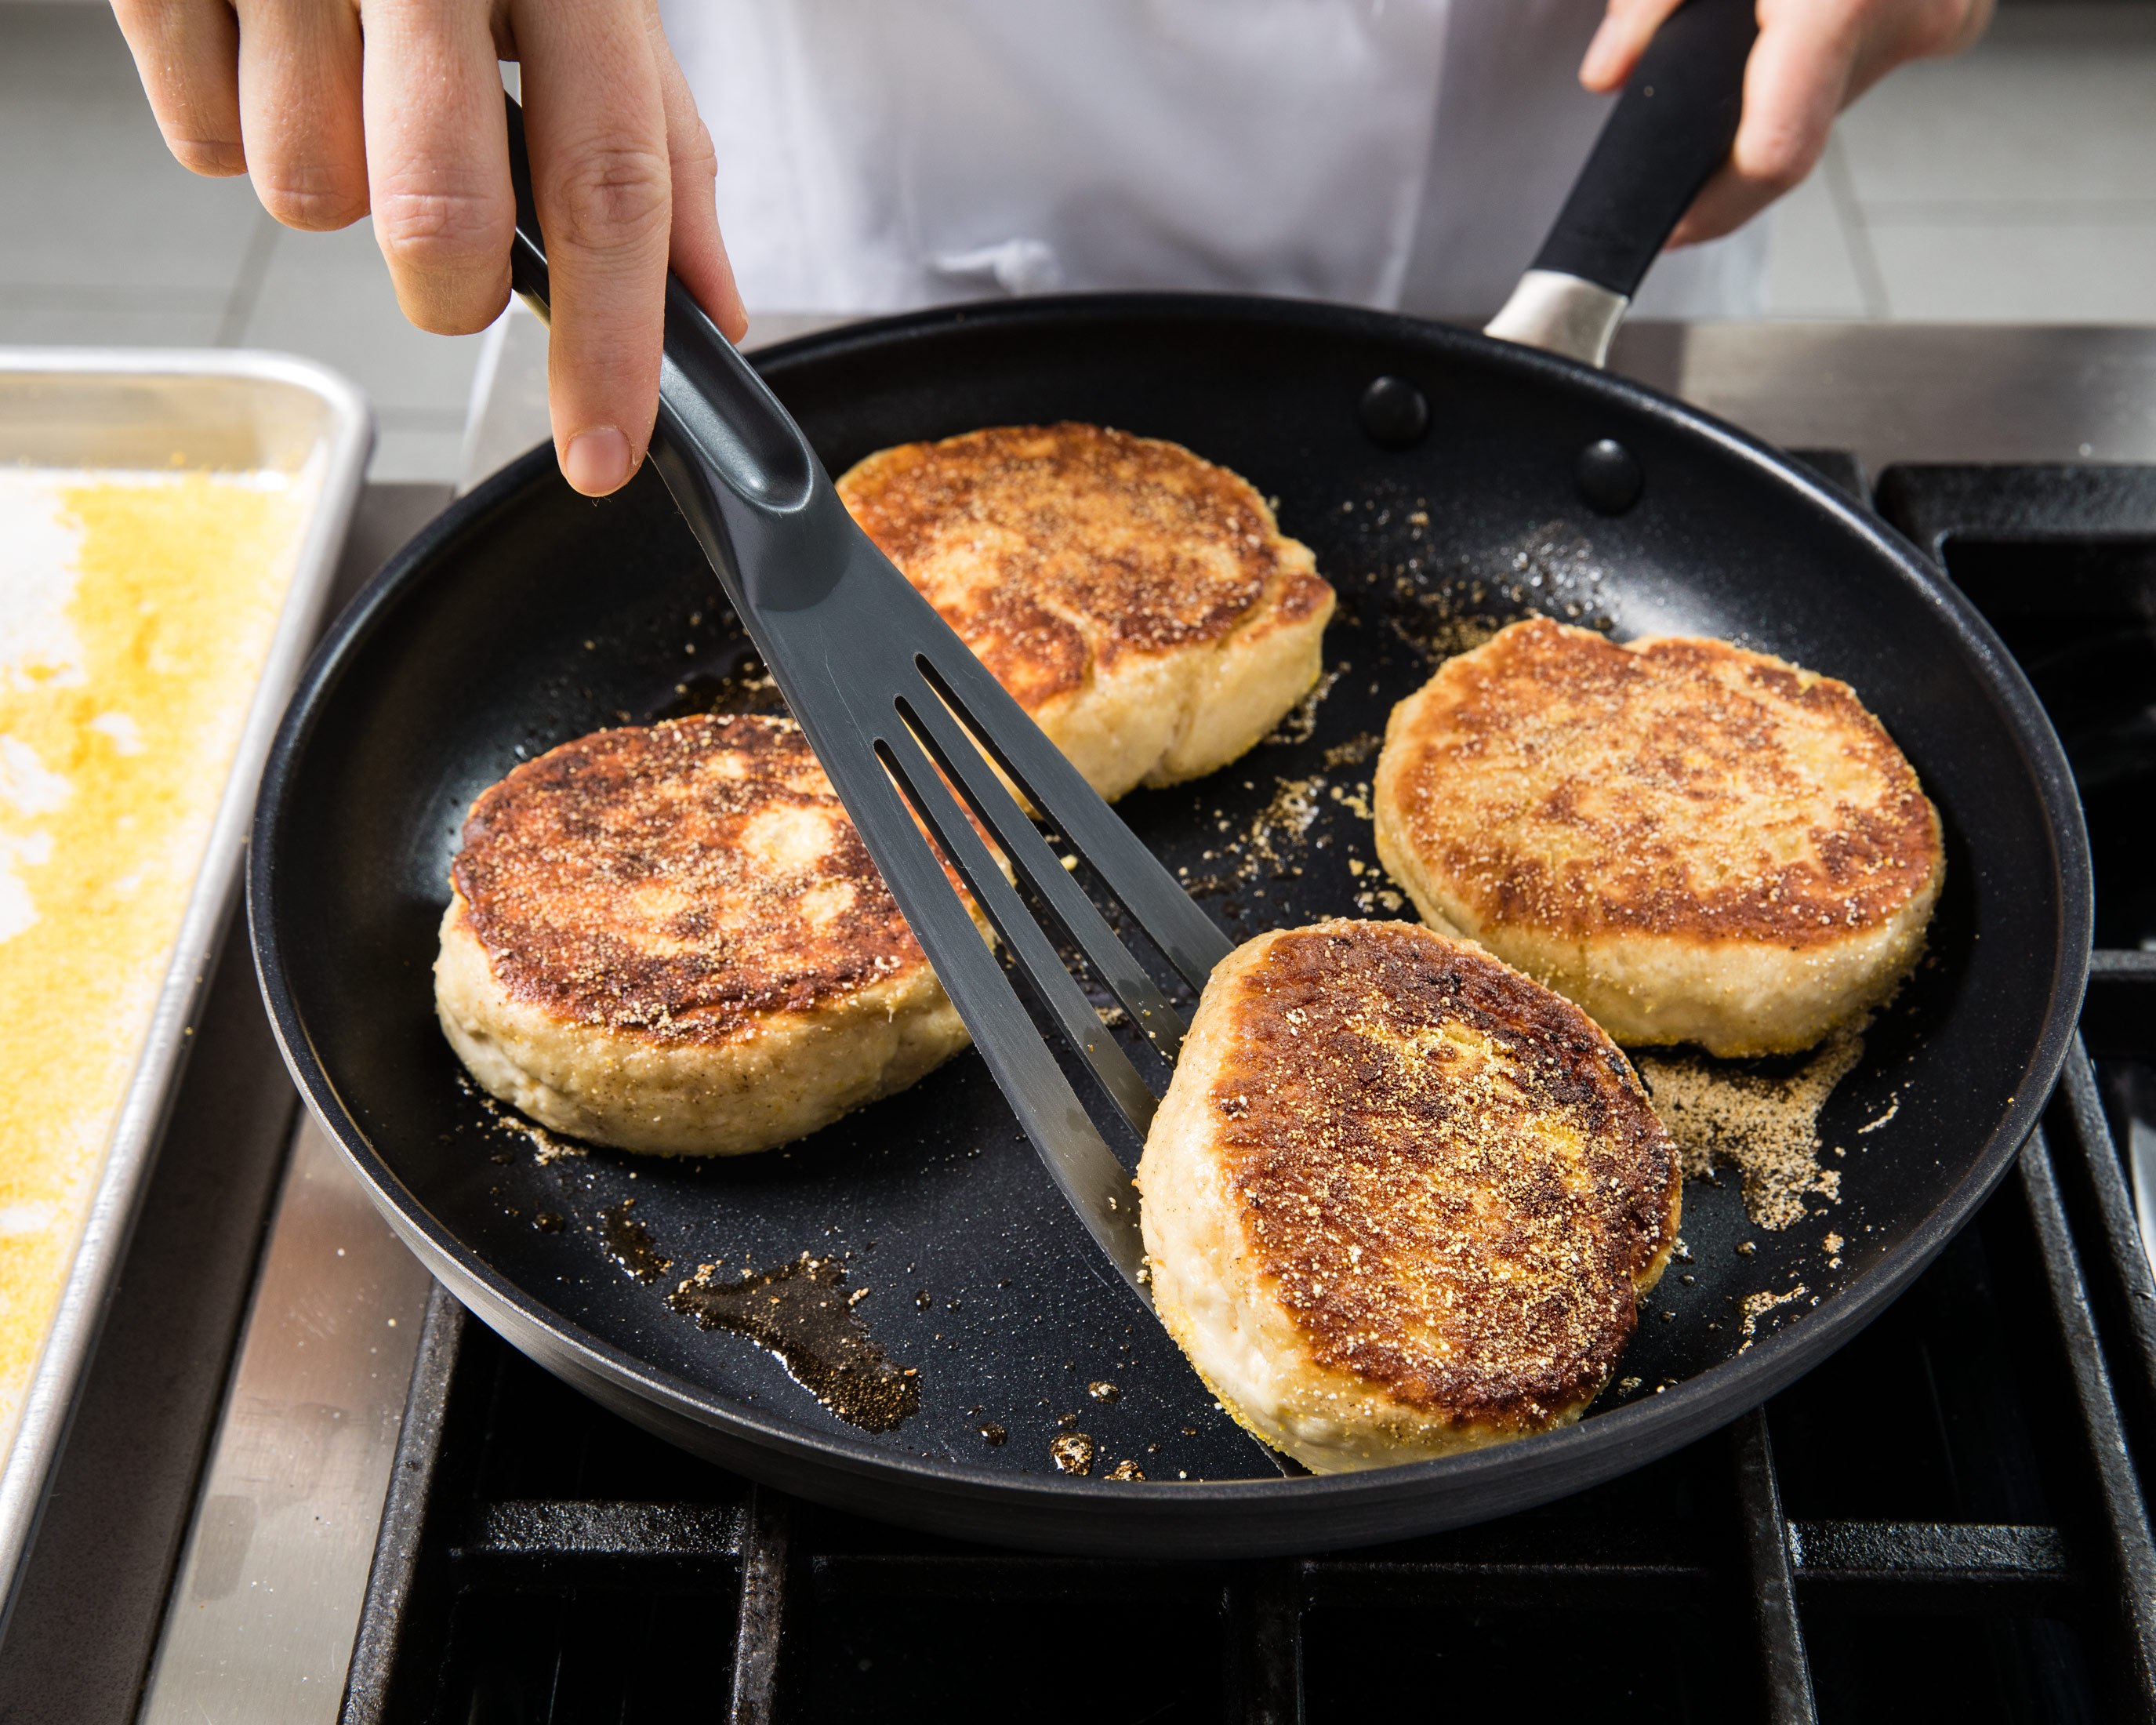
(0, 350, 370, 1616)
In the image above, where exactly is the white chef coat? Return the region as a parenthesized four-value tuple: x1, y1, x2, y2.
(661, 0, 1766, 324)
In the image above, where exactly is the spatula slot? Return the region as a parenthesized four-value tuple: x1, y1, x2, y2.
(891, 681, 1189, 1064)
(873, 721, 1161, 1141)
(909, 652, 1235, 995)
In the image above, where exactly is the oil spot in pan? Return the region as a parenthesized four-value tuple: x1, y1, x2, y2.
(1050, 1433, 1095, 1474)
(667, 1253, 920, 1433)
(597, 1198, 673, 1283)
(648, 649, 788, 722)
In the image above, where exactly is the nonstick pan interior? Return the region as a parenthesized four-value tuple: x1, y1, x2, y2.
(252, 296, 2089, 1556)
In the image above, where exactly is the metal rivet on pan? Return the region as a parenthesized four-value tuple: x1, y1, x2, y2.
(1359, 376, 1429, 448)
(1577, 438, 1643, 514)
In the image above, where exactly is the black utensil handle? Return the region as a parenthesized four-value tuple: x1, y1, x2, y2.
(502, 94, 822, 547)
(1531, 0, 1760, 297)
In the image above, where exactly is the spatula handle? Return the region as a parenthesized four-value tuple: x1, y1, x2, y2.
(502, 94, 834, 613)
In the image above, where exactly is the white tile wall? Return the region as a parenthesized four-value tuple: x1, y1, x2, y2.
(0, 2, 485, 481)
(1867, 223, 2156, 321)
(1755, 147, 1877, 319)
(1762, 5, 2156, 321)
(234, 217, 478, 480)
(0, 8, 259, 296)
(5, 2, 2154, 482)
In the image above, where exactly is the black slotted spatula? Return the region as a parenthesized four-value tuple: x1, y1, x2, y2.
(503, 97, 1233, 1307)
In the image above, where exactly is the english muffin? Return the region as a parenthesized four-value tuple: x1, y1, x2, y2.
(435, 714, 981, 1157)
(1138, 919, 1680, 1473)
(1374, 619, 1944, 1057)
(838, 423, 1334, 801)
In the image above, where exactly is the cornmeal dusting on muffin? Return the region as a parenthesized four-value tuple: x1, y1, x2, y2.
(1204, 926, 1675, 1425)
(1375, 617, 1944, 1056)
(452, 715, 937, 1044)
(437, 714, 988, 1156)
(1386, 620, 1938, 946)
(1139, 920, 1681, 1471)
(838, 423, 1334, 800)
(840, 422, 1327, 682)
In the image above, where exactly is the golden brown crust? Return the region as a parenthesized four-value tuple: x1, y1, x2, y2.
(1198, 920, 1679, 1433)
(1380, 618, 1942, 950)
(450, 714, 934, 1046)
(837, 422, 1333, 713)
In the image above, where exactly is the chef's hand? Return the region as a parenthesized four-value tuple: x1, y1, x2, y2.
(1579, 0, 1994, 245)
(110, 0, 746, 497)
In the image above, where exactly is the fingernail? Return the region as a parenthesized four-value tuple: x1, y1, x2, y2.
(1580, 20, 1621, 85)
(563, 427, 633, 496)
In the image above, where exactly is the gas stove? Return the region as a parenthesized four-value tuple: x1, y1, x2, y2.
(6, 323, 2152, 1725)
(328, 452, 2156, 1725)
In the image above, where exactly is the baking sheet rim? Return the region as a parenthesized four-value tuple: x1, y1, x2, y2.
(0, 347, 374, 1615)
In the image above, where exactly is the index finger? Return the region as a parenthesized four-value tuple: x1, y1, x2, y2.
(512, 0, 673, 497)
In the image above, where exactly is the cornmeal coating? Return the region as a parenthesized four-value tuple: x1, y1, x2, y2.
(839, 422, 1334, 801)
(1374, 619, 1944, 1055)
(436, 714, 975, 1156)
(1138, 920, 1679, 1473)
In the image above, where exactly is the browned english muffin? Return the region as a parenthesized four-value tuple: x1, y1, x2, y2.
(1374, 618, 1944, 1056)
(434, 714, 978, 1156)
(439, 425, 1330, 1155)
(838, 422, 1334, 800)
(1137, 919, 1680, 1472)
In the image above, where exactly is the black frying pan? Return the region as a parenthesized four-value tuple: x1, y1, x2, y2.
(250, 0, 2089, 1554)
(250, 289, 2089, 1556)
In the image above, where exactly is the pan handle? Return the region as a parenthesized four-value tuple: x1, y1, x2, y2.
(1485, 0, 1759, 367)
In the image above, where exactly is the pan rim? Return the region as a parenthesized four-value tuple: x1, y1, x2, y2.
(249, 291, 2093, 1549)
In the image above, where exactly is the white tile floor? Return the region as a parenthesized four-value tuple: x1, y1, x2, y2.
(4, 1, 2154, 481)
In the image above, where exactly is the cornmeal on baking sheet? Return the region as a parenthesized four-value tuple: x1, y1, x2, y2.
(0, 463, 318, 1452)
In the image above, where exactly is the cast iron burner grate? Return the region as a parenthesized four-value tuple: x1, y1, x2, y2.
(338, 458, 2156, 1725)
